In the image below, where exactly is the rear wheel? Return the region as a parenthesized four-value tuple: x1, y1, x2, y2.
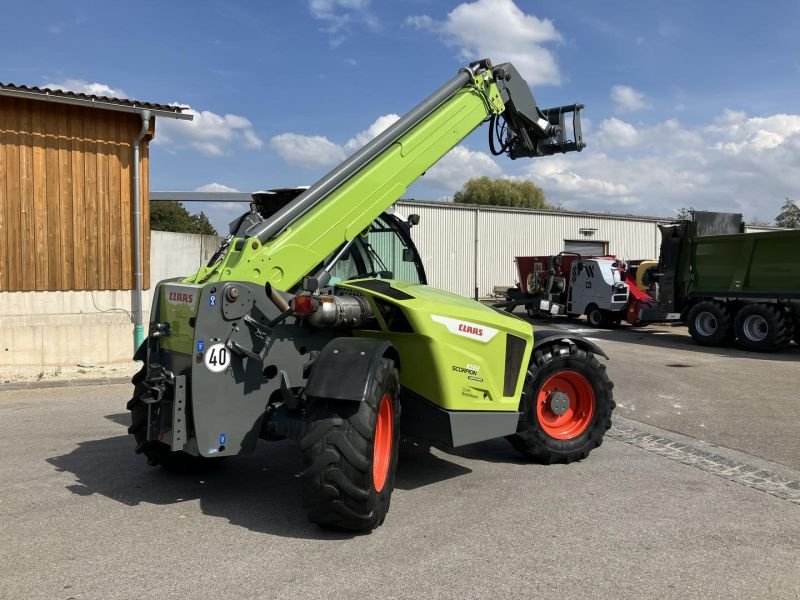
(301, 358, 400, 531)
(508, 343, 614, 463)
(686, 301, 732, 346)
(734, 303, 792, 352)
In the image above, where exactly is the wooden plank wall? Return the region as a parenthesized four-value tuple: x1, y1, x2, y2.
(0, 97, 151, 291)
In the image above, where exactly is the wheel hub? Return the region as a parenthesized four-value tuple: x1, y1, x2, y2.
(742, 314, 768, 342)
(548, 390, 570, 415)
(695, 311, 718, 337)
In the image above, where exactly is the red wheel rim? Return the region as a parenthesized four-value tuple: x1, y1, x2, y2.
(535, 371, 595, 440)
(372, 394, 393, 493)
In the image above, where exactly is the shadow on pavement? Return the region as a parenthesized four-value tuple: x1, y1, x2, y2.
(47, 421, 475, 539)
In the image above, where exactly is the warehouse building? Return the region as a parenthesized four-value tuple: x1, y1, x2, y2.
(397, 200, 672, 298)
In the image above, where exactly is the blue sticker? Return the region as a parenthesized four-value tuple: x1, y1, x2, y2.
(209, 295, 217, 307)
(197, 340, 205, 352)
(219, 433, 227, 445)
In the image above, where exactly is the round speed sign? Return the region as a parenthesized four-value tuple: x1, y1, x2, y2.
(204, 343, 230, 373)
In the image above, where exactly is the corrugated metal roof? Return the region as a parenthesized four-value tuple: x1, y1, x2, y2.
(400, 198, 673, 223)
(0, 82, 186, 115)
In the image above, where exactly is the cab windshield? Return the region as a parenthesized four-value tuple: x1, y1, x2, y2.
(328, 213, 426, 285)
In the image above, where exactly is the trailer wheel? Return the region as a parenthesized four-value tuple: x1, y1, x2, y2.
(301, 358, 400, 531)
(586, 304, 611, 327)
(508, 343, 614, 463)
(793, 317, 800, 345)
(734, 303, 792, 352)
(127, 368, 218, 473)
(686, 301, 732, 346)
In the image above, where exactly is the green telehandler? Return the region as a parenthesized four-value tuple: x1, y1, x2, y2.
(129, 59, 615, 531)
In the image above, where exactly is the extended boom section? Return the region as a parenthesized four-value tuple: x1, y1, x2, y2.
(187, 59, 584, 291)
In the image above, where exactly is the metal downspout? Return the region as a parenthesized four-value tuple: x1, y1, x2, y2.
(132, 110, 152, 352)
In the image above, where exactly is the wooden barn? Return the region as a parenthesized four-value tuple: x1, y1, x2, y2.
(0, 84, 190, 292)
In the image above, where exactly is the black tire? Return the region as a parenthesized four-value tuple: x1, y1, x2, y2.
(686, 300, 732, 346)
(586, 304, 611, 328)
(734, 303, 792, 352)
(301, 358, 401, 531)
(508, 343, 615, 463)
(793, 318, 800, 345)
(127, 367, 217, 473)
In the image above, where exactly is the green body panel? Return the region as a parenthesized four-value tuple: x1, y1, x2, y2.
(158, 283, 202, 354)
(183, 73, 503, 291)
(341, 280, 533, 412)
(685, 230, 800, 296)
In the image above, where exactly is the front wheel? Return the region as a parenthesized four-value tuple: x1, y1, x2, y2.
(586, 304, 611, 328)
(301, 358, 400, 531)
(508, 343, 614, 463)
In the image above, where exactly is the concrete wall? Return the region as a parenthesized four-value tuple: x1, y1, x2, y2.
(0, 231, 221, 366)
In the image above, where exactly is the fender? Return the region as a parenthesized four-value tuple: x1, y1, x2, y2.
(305, 337, 399, 402)
(532, 328, 609, 360)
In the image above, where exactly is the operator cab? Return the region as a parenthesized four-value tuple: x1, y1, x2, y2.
(228, 188, 426, 287)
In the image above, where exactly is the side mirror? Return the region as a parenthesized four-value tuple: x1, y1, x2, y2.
(407, 214, 421, 227)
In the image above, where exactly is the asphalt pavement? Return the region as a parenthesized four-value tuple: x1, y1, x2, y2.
(1, 322, 798, 600)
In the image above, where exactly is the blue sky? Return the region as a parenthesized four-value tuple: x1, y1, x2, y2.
(4, 0, 800, 232)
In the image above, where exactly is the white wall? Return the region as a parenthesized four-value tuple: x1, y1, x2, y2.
(0, 231, 222, 366)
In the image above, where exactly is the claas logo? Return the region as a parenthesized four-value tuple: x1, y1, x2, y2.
(458, 323, 484, 336)
(168, 291, 194, 304)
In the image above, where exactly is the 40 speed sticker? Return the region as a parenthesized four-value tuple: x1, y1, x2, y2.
(204, 343, 230, 373)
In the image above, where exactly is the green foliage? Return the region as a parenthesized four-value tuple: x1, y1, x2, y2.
(452, 176, 554, 210)
(150, 201, 218, 236)
(775, 198, 800, 229)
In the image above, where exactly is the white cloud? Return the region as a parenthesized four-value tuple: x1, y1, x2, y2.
(513, 109, 800, 222)
(707, 110, 800, 155)
(407, 0, 563, 86)
(611, 85, 651, 113)
(270, 133, 347, 168)
(309, 0, 378, 43)
(404, 15, 434, 30)
(44, 78, 126, 98)
(156, 108, 263, 157)
(423, 145, 502, 191)
(597, 118, 639, 147)
(271, 113, 399, 168)
(195, 183, 241, 193)
(344, 113, 400, 152)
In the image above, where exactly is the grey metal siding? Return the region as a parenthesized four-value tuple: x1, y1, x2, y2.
(398, 200, 668, 297)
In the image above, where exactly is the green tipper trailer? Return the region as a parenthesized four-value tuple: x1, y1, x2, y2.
(643, 211, 800, 351)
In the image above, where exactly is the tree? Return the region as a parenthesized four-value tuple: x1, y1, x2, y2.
(675, 207, 694, 220)
(775, 198, 800, 229)
(150, 201, 218, 236)
(192, 211, 217, 236)
(452, 176, 554, 210)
